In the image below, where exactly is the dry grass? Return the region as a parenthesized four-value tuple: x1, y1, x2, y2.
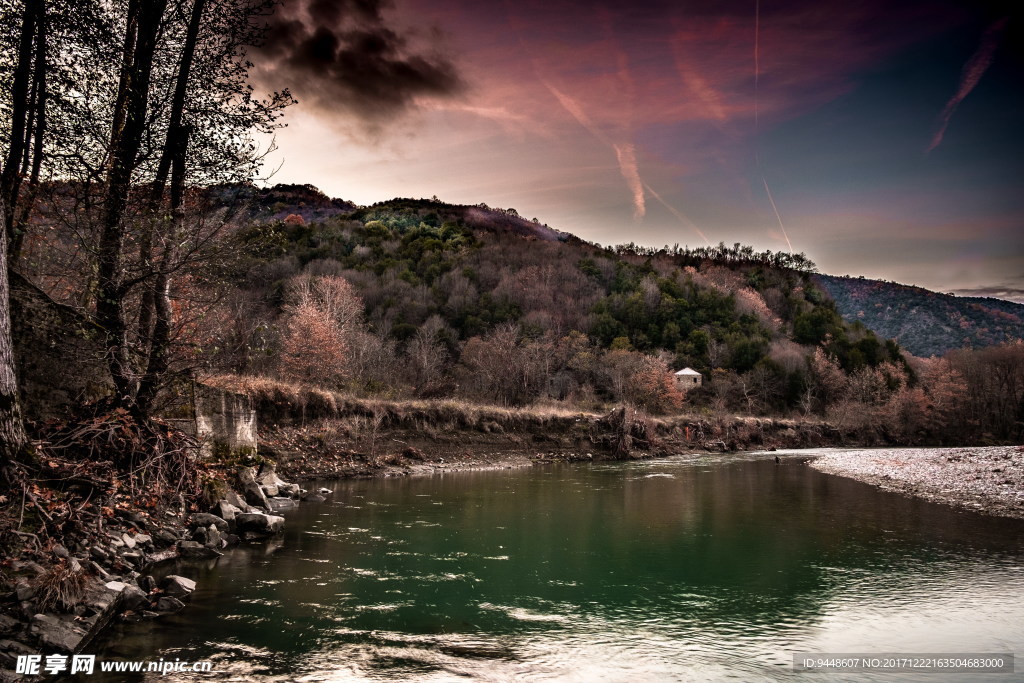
(201, 373, 601, 432)
(32, 559, 89, 613)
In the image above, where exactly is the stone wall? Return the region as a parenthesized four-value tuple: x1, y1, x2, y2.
(9, 272, 113, 420)
(193, 384, 258, 458)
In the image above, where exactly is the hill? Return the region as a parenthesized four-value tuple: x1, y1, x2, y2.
(814, 274, 1024, 357)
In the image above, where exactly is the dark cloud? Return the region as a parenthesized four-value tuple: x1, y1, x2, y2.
(254, 0, 464, 127)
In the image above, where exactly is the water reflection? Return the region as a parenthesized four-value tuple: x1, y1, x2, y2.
(95, 451, 1024, 681)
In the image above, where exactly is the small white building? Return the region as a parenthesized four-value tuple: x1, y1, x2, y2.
(674, 367, 702, 390)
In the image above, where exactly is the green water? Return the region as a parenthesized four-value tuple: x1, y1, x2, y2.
(96, 451, 1024, 681)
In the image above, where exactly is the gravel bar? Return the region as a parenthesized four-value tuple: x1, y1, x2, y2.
(810, 446, 1024, 520)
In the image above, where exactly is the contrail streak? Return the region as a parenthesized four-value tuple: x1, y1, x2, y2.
(541, 78, 646, 219)
(643, 182, 711, 246)
(754, 0, 760, 132)
(761, 175, 793, 254)
(753, 0, 793, 255)
(927, 17, 1007, 153)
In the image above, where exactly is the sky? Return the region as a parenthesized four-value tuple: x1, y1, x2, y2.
(250, 0, 1024, 302)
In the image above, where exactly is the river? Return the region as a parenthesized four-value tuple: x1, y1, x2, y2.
(95, 450, 1024, 681)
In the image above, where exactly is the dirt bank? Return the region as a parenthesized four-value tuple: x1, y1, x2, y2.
(259, 408, 840, 481)
(810, 446, 1024, 520)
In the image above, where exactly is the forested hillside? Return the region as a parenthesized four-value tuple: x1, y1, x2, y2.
(14, 183, 1024, 444)
(816, 274, 1024, 357)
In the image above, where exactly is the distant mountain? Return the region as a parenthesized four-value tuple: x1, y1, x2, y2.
(814, 274, 1024, 357)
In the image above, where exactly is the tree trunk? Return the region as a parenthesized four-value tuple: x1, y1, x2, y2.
(0, 0, 40, 255)
(138, 0, 207, 356)
(11, 0, 48, 260)
(0, 201, 28, 468)
(96, 0, 167, 408)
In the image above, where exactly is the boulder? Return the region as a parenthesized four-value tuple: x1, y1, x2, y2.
(122, 551, 145, 569)
(205, 525, 224, 550)
(279, 482, 301, 498)
(13, 583, 34, 603)
(237, 467, 271, 510)
(257, 462, 286, 496)
(160, 575, 196, 598)
(154, 529, 179, 546)
(176, 541, 223, 559)
(234, 512, 285, 536)
(188, 513, 228, 531)
(30, 615, 86, 653)
(119, 585, 150, 612)
(156, 596, 185, 613)
(145, 548, 178, 566)
(267, 497, 298, 512)
(224, 489, 251, 512)
(137, 575, 156, 594)
(214, 501, 242, 522)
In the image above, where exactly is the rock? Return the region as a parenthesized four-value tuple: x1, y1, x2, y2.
(120, 585, 150, 612)
(0, 615, 21, 636)
(154, 529, 179, 546)
(89, 561, 115, 582)
(137, 575, 156, 593)
(279, 482, 301, 498)
(304, 494, 326, 503)
(156, 596, 185, 613)
(267, 497, 298, 512)
(52, 544, 70, 559)
(176, 541, 223, 559)
(90, 546, 109, 562)
(13, 583, 34, 602)
(160, 575, 196, 598)
(238, 467, 271, 510)
(121, 533, 137, 549)
(223, 533, 240, 547)
(30, 614, 87, 653)
(134, 533, 153, 548)
(224, 489, 251, 512)
(115, 509, 148, 529)
(205, 525, 223, 550)
(122, 551, 145, 569)
(318, 488, 332, 495)
(257, 462, 287, 496)
(215, 501, 241, 522)
(189, 513, 228, 531)
(260, 482, 279, 498)
(191, 526, 208, 545)
(145, 548, 178, 566)
(234, 512, 285, 536)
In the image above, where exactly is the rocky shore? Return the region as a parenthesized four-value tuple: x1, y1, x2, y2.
(810, 445, 1024, 520)
(0, 463, 312, 681)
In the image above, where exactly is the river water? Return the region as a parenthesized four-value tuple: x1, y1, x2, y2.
(96, 450, 1024, 681)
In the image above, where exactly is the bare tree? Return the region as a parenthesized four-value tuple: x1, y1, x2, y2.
(0, 201, 28, 469)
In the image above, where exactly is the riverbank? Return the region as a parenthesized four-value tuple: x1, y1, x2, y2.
(810, 446, 1024, 520)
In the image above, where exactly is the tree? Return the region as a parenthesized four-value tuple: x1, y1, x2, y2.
(279, 301, 347, 386)
(0, 0, 294, 415)
(0, 201, 28, 468)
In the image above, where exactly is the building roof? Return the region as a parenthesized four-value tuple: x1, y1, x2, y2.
(675, 367, 701, 376)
